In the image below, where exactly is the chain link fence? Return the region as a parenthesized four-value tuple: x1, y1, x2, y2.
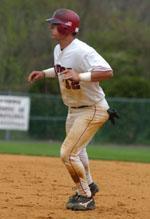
(0, 92, 150, 146)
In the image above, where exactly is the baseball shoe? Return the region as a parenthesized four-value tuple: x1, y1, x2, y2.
(66, 192, 79, 209)
(66, 182, 99, 209)
(71, 195, 95, 211)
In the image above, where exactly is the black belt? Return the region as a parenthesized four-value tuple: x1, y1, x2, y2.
(71, 105, 90, 109)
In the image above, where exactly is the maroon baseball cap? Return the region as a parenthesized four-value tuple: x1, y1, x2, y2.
(46, 8, 80, 34)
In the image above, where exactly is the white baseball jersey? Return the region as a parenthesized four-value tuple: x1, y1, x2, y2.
(54, 38, 112, 107)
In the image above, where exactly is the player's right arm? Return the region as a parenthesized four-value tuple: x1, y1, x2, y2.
(28, 68, 56, 83)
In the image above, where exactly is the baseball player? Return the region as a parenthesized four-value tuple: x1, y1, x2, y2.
(28, 8, 113, 211)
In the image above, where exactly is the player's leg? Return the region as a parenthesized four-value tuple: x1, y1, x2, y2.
(65, 113, 98, 208)
(64, 111, 91, 196)
(61, 105, 109, 210)
(65, 148, 96, 210)
(66, 114, 96, 193)
(79, 147, 99, 195)
(79, 147, 93, 185)
(61, 117, 101, 197)
(79, 98, 109, 192)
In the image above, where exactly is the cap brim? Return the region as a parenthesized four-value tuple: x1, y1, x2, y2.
(45, 18, 63, 24)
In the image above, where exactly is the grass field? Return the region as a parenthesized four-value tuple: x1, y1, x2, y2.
(0, 141, 150, 163)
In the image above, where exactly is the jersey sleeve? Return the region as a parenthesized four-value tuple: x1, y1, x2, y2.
(82, 48, 112, 72)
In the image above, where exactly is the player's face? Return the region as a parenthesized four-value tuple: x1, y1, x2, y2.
(48, 24, 65, 41)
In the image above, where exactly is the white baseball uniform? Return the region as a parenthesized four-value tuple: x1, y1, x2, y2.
(54, 38, 111, 107)
(52, 38, 112, 197)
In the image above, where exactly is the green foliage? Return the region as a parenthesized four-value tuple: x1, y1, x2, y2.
(102, 76, 150, 98)
(0, 0, 150, 97)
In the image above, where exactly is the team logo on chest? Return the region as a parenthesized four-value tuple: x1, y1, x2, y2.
(54, 64, 80, 90)
(54, 64, 66, 74)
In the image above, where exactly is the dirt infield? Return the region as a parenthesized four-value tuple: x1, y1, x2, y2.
(0, 155, 149, 219)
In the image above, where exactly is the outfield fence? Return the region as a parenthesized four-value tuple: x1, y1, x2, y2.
(0, 92, 150, 146)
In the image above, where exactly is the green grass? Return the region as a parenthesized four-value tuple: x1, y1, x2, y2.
(0, 141, 150, 163)
(0, 141, 60, 157)
(87, 144, 150, 163)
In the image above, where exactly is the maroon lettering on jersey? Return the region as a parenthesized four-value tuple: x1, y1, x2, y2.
(70, 81, 80, 89)
(54, 64, 80, 90)
(64, 80, 80, 90)
(54, 64, 66, 75)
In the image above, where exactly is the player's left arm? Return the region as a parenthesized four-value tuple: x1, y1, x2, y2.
(90, 70, 113, 82)
(79, 49, 113, 82)
(61, 49, 113, 82)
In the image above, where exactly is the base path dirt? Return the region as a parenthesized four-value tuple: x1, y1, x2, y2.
(0, 155, 149, 219)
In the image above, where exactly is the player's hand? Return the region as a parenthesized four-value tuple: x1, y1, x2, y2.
(61, 69, 80, 82)
(28, 71, 45, 83)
